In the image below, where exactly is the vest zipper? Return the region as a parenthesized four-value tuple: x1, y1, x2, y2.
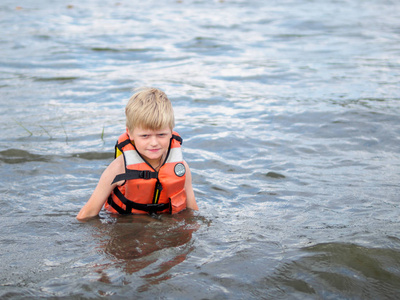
(152, 179, 163, 204)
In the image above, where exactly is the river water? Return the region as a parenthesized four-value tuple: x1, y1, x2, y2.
(1, 0, 400, 299)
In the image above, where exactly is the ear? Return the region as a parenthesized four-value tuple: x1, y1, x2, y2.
(126, 127, 133, 140)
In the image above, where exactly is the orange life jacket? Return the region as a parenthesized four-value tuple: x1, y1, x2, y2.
(105, 131, 187, 215)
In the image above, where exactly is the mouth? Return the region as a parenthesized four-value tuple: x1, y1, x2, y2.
(148, 148, 160, 153)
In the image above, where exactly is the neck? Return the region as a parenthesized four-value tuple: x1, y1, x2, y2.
(150, 155, 164, 171)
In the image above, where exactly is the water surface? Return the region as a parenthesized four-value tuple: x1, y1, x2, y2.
(1, 0, 400, 298)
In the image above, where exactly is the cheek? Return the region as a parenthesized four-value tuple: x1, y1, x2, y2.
(161, 139, 170, 148)
(134, 140, 146, 150)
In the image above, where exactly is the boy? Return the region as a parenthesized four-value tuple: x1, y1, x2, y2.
(76, 87, 198, 221)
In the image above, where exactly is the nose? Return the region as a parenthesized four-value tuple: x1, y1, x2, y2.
(149, 135, 158, 146)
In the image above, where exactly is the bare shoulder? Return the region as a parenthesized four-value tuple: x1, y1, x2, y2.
(183, 160, 191, 172)
(109, 154, 125, 172)
(183, 160, 199, 210)
(105, 154, 125, 185)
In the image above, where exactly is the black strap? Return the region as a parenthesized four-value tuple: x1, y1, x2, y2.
(109, 187, 170, 214)
(107, 195, 128, 214)
(172, 134, 183, 145)
(114, 138, 132, 158)
(118, 138, 132, 149)
(112, 170, 158, 184)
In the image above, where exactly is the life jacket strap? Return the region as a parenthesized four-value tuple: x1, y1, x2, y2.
(111, 170, 158, 184)
(107, 194, 127, 214)
(114, 138, 132, 158)
(172, 134, 183, 145)
(109, 186, 170, 214)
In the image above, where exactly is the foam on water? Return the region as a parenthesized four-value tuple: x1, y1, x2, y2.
(1, 0, 400, 298)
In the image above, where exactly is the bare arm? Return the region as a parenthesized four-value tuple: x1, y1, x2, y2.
(76, 155, 124, 221)
(183, 161, 199, 210)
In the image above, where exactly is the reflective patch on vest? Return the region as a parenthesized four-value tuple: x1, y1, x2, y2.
(166, 147, 183, 163)
(124, 150, 144, 166)
(174, 163, 186, 177)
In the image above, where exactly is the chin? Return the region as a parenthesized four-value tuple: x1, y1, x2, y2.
(145, 153, 161, 160)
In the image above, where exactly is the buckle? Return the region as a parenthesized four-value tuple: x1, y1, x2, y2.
(146, 203, 168, 213)
(140, 171, 151, 179)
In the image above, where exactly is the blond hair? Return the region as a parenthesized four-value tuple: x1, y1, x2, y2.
(125, 87, 175, 132)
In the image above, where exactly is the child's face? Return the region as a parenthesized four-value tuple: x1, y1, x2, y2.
(128, 126, 173, 166)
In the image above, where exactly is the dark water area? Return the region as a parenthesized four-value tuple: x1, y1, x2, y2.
(1, 0, 400, 299)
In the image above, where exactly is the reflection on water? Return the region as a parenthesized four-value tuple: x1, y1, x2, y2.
(88, 211, 200, 291)
(1, 0, 400, 298)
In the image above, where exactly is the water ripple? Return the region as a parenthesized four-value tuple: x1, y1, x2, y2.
(1, 0, 400, 298)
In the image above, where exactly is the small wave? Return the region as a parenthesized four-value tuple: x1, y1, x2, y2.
(32, 76, 79, 82)
(90, 47, 153, 53)
(0, 149, 113, 164)
(0, 149, 48, 164)
(71, 152, 113, 160)
(269, 242, 400, 298)
(265, 171, 286, 179)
